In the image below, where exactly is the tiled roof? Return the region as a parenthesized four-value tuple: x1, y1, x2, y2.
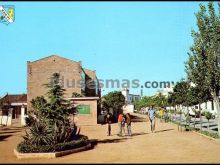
(1, 94, 27, 103)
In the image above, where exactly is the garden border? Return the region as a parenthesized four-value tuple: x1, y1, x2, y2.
(191, 131, 220, 144)
(167, 120, 220, 144)
(14, 143, 92, 159)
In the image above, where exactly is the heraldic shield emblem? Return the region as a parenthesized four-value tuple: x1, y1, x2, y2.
(0, 5, 15, 25)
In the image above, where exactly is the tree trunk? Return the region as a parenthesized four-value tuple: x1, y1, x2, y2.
(208, 120, 210, 131)
(212, 93, 220, 136)
(174, 106, 176, 120)
(194, 114, 196, 128)
(199, 103, 202, 131)
(180, 108, 182, 132)
(187, 106, 189, 127)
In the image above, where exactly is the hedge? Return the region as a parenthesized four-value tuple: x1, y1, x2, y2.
(17, 135, 88, 153)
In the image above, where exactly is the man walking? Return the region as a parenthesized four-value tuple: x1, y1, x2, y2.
(148, 105, 156, 133)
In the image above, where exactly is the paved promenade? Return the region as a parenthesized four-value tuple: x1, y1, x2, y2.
(1, 118, 220, 163)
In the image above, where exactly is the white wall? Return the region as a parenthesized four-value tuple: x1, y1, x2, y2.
(0, 116, 12, 126)
(123, 104, 134, 113)
(121, 90, 129, 102)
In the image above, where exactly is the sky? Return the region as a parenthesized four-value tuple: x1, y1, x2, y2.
(0, 1, 204, 96)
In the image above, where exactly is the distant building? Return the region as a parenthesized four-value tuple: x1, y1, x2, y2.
(121, 88, 141, 113)
(0, 94, 27, 126)
(27, 55, 101, 125)
(121, 88, 141, 104)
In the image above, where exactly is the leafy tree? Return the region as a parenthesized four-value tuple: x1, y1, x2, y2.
(172, 80, 190, 107)
(171, 80, 190, 131)
(154, 92, 168, 108)
(185, 86, 200, 128)
(167, 92, 177, 121)
(134, 93, 168, 114)
(102, 91, 125, 122)
(185, 2, 220, 135)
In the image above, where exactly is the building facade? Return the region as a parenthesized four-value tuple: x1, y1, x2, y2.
(121, 88, 141, 113)
(121, 88, 141, 105)
(27, 55, 101, 125)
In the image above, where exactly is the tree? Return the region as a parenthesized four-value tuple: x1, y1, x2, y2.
(167, 92, 177, 121)
(23, 73, 77, 146)
(102, 91, 125, 122)
(180, 86, 197, 127)
(133, 96, 153, 111)
(172, 80, 190, 131)
(205, 112, 213, 130)
(185, 2, 220, 135)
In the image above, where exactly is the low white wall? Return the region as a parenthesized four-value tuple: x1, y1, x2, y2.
(21, 115, 28, 126)
(123, 104, 134, 113)
(0, 115, 12, 126)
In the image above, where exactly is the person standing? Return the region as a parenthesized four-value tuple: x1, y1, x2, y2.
(117, 112, 123, 136)
(148, 105, 156, 133)
(159, 107, 165, 122)
(126, 113, 132, 137)
(121, 114, 126, 136)
(106, 112, 112, 136)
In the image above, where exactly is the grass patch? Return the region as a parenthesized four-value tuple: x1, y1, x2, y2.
(169, 120, 220, 139)
(197, 130, 219, 139)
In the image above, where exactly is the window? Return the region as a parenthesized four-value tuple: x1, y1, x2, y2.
(77, 105, 91, 114)
(81, 69, 86, 93)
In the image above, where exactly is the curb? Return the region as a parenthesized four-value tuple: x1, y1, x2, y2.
(191, 131, 220, 143)
(14, 143, 92, 159)
(168, 121, 220, 144)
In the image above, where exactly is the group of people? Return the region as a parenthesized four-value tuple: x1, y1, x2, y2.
(105, 112, 132, 137)
(117, 112, 132, 137)
(105, 105, 157, 137)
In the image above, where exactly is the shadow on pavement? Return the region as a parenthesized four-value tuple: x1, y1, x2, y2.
(155, 129, 174, 133)
(0, 130, 21, 135)
(0, 134, 12, 141)
(89, 138, 128, 149)
(89, 131, 149, 150)
(131, 132, 148, 136)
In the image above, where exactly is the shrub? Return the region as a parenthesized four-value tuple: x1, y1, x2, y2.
(205, 112, 213, 121)
(17, 135, 88, 153)
(17, 73, 86, 153)
(23, 121, 53, 146)
(24, 115, 36, 127)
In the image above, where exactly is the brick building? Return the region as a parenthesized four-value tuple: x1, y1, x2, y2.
(0, 94, 27, 126)
(27, 55, 101, 125)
